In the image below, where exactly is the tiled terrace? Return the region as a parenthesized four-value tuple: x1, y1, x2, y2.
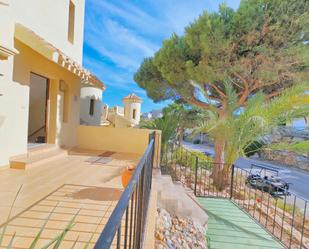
(0, 148, 141, 248)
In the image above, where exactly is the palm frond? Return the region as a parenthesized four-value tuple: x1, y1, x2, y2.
(41, 209, 80, 249)
(29, 203, 59, 249)
(6, 232, 16, 249)
(194, 83, 309, 165)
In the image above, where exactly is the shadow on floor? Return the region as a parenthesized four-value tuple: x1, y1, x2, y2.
(69, 187, 123, 201)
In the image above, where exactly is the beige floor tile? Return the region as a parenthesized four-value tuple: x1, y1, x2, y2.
(0, 151, 140, 248)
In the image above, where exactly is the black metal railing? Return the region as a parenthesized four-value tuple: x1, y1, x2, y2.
(162, 143, 309, 249)
(95, 134, 155, 249)
(231, 166, 309, 249)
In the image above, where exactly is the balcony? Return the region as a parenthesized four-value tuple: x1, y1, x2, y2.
(0, 126, 160, 248)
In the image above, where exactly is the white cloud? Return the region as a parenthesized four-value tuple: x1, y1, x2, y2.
(83, 55, 144, 94)
(104, 20, 159, 56)
(85, 12, 158, 70)
(87, 0, 166, 37)
(84, 0, 240, 111)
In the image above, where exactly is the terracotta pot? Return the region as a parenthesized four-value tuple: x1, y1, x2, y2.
(121, 167, 135, 188)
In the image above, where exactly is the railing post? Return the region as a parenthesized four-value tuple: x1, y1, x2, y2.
(149, 132, 155, 188)
(230, 164, 235, 199)
(194, 156, 198, 196)
(134, 169, 145, 248)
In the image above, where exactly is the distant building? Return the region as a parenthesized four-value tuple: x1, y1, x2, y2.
(101, 93, 142, 128)
(142, 112, 153, 120)
(151, 109, 163, 119)
(142, 109, 163, 120)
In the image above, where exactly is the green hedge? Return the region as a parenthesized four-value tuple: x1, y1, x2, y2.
(169, 146, 213, 169)
(270, 140, 309, 155)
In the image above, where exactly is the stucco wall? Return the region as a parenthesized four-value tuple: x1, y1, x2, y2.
(77, 126, 161, 167)
(11, 0, 85, 63)
(114, 115, 133, 128)
(0, 0, 15, 53)
(123, 101, 141, 126)
(0, 40, 81, 167)
(80, 86, 102, 126)
(0, 53, 28, 167)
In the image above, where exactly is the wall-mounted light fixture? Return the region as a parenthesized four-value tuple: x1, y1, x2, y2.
(59, 80, 66, 92)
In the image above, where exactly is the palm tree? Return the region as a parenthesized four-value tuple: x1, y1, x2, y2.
(140, 114, 178, 146)
(141, 103, 207, 146)
(196, 83, 309, 189)
(162, 103, 207, 144)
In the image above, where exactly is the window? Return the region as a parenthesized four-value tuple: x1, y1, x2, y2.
(132, 109, 136, 119)
(68, 1, 75, 43)
(89, 99, 95, 116)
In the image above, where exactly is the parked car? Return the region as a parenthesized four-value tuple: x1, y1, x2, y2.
(246, 174, 290, 197)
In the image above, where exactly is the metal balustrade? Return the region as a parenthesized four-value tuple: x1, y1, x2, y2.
(94, 133, 155, 249)
(162, 143, 309, 249)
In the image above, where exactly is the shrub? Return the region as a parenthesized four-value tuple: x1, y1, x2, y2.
(244, 140, 264, 157)
(171, 146, 213, 169)
(270, 140, 309, 155)
(274, 199, 303, 217)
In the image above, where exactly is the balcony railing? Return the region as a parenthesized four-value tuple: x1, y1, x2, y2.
(162, 143, 309, 249)
(94, 133, 155, 249)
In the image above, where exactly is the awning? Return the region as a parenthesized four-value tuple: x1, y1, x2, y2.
(15, 23, 105, 90)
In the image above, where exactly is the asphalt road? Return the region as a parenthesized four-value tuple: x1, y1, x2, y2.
(235, 157, 309, 201)
(183, 142, 309, 201)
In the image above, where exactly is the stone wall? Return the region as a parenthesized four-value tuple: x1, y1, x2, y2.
(262, 127, 309, 144)
(260, 149, 309, 171)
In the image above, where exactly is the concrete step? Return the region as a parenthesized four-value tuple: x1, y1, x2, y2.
(154, 174, 209, 227)
(158, 190, 193, 217)
(154, 175, 174, 191)
(10, 145, 67, 170)
(27, 144, 58, 157)
(157, 198, 179, 214)
(157, 179, 194, 217)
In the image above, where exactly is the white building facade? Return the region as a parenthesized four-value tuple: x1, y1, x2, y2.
(80, 84, 104, 126)
(0, 0, 104, 167)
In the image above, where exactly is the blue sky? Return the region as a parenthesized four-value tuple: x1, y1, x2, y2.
(83, 0, 240, 113)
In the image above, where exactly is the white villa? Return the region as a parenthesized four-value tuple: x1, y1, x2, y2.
(101, 93, 142, 128)
(0, 0, 160, 169)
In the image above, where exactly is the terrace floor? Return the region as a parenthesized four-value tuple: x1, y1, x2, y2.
(198, 198, 284, 249)
(0, 148, 141, 248)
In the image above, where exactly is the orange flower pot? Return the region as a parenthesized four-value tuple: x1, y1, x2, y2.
(121, 167, 135, 188)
